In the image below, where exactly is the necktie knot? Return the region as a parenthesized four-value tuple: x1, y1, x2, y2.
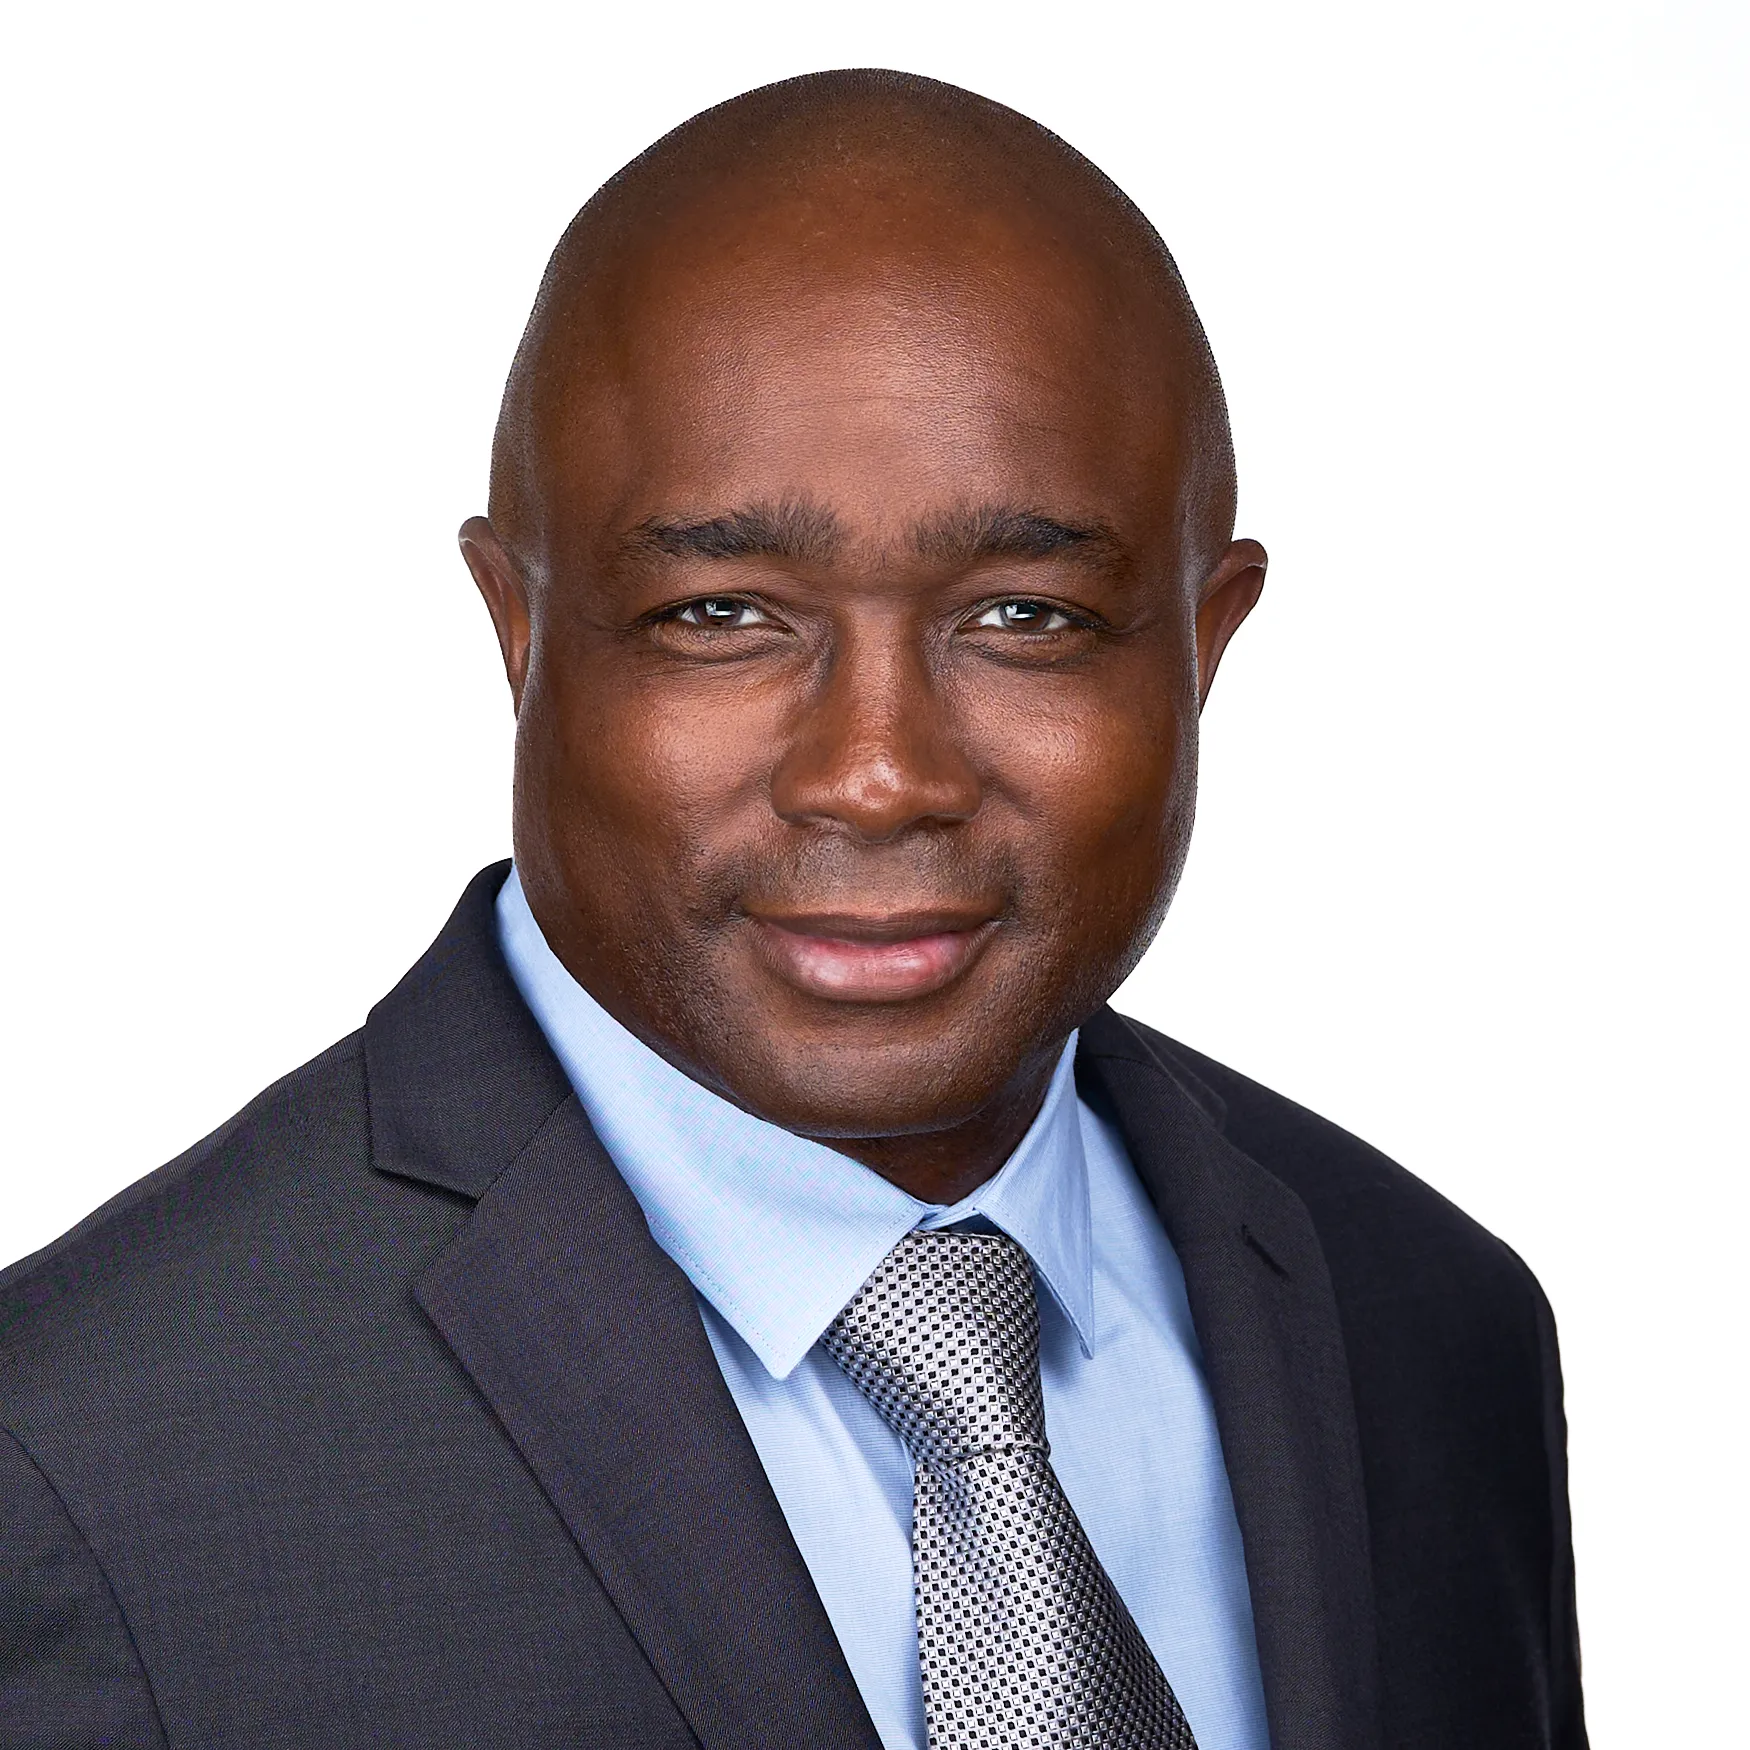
(823, 1228, 1046, 1469)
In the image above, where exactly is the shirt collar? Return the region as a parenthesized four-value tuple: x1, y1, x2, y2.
(496, 866, 1094, 1379)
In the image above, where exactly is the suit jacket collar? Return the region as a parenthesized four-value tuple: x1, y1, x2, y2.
(1078, 1008, 1383, 1750)
(368, 867, 1380, 1750)
(365, 861, 570, 1199)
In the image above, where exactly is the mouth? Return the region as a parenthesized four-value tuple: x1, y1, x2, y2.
(745, 907, 1000, 1003)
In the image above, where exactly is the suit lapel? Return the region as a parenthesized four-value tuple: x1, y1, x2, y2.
(1079, 1010, 1383, 1750)
(369, 866, 880, 1750)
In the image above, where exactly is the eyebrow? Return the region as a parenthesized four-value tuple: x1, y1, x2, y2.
(622, 501, 843, 565)
(910, 505, 1125, 571)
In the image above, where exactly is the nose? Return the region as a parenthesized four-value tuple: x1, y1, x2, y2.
(770, 621, 982, 841)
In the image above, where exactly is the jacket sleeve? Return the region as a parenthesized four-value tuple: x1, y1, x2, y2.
(1531, 1278, 1589, 1750)
(0, 1423, 167, 1747)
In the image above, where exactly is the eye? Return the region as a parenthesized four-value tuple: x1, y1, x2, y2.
(968, 599, 1079, 632)
(672, 597, 772, 629)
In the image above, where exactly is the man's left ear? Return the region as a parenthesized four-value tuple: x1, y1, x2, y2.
(1194, 539, 1267, 709)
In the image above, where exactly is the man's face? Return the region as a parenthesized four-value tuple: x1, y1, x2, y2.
(472, 196, 1261, 1153)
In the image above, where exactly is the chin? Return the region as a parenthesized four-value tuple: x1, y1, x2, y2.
(702, 1022, 1043, 1142)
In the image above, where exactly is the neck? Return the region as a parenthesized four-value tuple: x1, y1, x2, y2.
(820, 1046, 1062, 1207)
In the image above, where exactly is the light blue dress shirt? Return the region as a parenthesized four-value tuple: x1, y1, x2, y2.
(497, 868, 1269, 1750)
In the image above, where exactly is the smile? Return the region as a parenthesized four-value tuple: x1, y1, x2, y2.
(747, 910, 1000, 1003)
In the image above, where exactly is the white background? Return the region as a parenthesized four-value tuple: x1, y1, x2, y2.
(3, 0, 1744, 1738)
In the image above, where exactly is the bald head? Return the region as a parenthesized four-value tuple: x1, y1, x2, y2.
(488, 69, 1236, 593)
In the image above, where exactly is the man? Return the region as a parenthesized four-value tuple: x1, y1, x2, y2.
(0, 69, 1583, 1750)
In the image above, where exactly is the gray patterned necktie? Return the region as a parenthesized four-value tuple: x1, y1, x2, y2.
(824, 1228, 1199, 1750)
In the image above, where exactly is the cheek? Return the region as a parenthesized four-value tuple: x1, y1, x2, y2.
(535, 657, 783, 872)
(1004, 708, 1196, 1020)
(980, 677, 1194, 912)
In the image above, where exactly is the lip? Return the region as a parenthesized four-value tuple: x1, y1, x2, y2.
(747, 908, 1000, 1003)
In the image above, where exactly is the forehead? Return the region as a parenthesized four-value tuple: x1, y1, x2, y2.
(539, 174, 1191, 555)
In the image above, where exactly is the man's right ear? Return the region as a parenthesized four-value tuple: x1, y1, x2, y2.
(459, 517, 532, 713)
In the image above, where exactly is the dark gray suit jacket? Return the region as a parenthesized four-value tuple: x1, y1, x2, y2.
(0, 865, 1585, 1747)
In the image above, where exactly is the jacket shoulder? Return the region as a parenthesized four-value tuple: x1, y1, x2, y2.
(1122, 1016, 1547, 1309)
(0, 1033, 373, 1378)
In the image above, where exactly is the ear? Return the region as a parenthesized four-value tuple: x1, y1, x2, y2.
(1193, 538, 1267, 709)
(459, 516, 532, 713)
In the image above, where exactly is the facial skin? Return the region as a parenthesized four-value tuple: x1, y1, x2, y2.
(463, 83, 1265, 1205)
